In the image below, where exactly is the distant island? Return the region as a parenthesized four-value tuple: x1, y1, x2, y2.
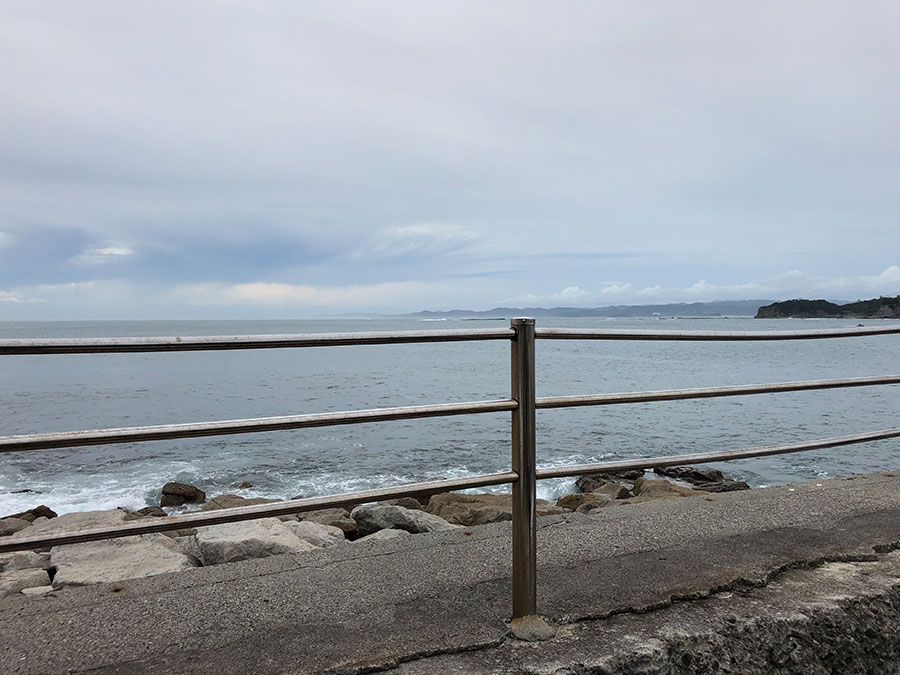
(406, 300, 772, 319)
(756, 296, 900, 319)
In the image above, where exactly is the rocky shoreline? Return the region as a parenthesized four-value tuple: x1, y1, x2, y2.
(1, 466, 748, 599)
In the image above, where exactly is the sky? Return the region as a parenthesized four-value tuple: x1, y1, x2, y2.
(1, 1, 899, 319)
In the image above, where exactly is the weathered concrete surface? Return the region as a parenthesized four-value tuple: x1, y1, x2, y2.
(4, 472, 900, 674)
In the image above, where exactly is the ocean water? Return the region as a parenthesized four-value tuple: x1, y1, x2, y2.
(2, 317, 899, 517)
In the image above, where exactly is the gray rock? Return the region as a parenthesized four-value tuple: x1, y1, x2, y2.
(0, 569, 51, 598)
(51, 534, 198, 586)
(299, 508, 357, 536)
(0, 517, 31, 536)
(282, 520, 345, 547)
(177, 535, 203, 564)
(199, 494, 281, 511)
(0, 550, 44, 572)
(350, 504, 460, 536)
(596, 482, 632, 500)
(160, 482, 206, 507)
(380, 497, 424, 511)
(11, 509, 130, 541)
(354, 529, 412, 543)
(194, 518, 317, 565)
(426, 493, 565, 526)
(21, 585, 54, 597)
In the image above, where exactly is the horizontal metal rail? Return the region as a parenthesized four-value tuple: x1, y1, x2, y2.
(537, 374, 900, 409)
(0, 471, 519, 554)
(535, 325, 900, 341)
(0, 399, 517, 453)
(0, 328, 516, 355)
(536, 427, 900, 480)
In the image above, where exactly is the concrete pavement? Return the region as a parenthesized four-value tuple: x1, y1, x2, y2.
(4, 472, 900, 674)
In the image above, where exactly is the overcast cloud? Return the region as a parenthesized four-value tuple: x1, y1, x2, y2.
(1, 1, 898, 318)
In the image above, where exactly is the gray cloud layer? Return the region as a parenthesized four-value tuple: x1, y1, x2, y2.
(1, 1, 898, 317)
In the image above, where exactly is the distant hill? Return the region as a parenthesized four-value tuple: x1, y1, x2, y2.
(756, 296, 900, 319)
(407, 300, 772, 319)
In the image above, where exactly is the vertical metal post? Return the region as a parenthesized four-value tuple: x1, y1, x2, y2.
(510, 317, 537, 618)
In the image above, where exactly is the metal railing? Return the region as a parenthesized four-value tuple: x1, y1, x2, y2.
(2, 319, 900, 620)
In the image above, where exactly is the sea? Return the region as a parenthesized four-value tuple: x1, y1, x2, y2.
(2, 316, 899, 517)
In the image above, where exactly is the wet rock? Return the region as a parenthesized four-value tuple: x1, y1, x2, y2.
(426, 493, 566, 526)
(5, 505, 57, 522)
(233, 481, 253, 489)
(351, 504, 460, 536)
(194, 518, 316, 565)
(160, 482, 206, 508)
(0, 517, 31, 537)
(654, 466, 751, 493)
(282, 520, 345, 547)
(51, 534, 198, 586)
(575, 470, 644, 493)
(556, 493, 613, 511)
(199, 493, 281, 511)
(655, 466, 725, 484)
(137, 506, 167, 517)
(0, 569, 51, 598)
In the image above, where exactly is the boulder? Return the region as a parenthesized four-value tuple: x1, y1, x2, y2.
(4, 505, 57, 522)
(137, 506, 167, 517)
(11, 509, 130, 540)
(631, 477, 705, 500)
(282, 521, 345, 547)
(653, 466, 751, 493)
(596, 482, 632, 500)
(426, 493, 566, 527)
(380, 497, 425, 511)
(21, 585, 54, 597)
(0, 569, 50, 598)
(299, 508, 357, 536)
(233, 481, 254, 489)
(555, 493, 612, 511)
(194, 518, 316, 565)
(575, 470, 644, 493)
(51, 533, 198, 586)
(0, 551, 44, 572)
(199, 494, 281, 511)
(351, 504, 460, 536)
(354, 529, 412, 543)
(654, 466, 724, 484)
(0, 517, 31, 537)
(160, 482, 206, 508)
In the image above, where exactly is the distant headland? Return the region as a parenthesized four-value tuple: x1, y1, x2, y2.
(756, 296, 900, 319)
(405, 299, 772, 320)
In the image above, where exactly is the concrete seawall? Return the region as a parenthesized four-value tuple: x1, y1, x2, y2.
(3, 472, 900, 674)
